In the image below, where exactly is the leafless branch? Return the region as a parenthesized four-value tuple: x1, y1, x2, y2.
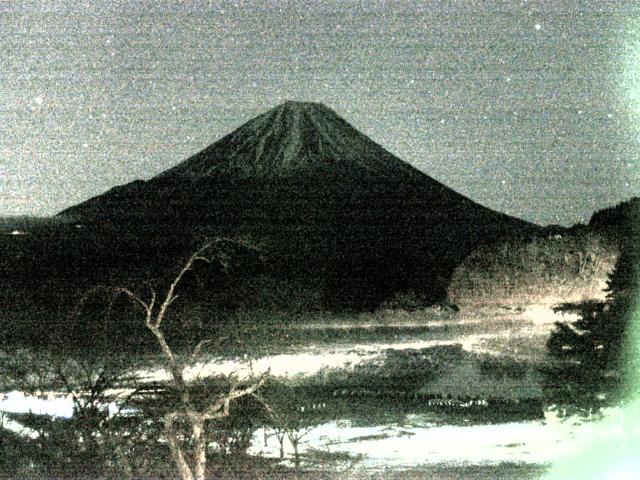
(189, 340, 213, 363)
(55, 363, 80, 407)
(204, 369, 270, 420)
(250, 392, 278, 420)
(154, 242, 214, 329)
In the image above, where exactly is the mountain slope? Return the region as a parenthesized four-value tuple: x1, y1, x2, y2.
(57, 101, 539, 308)
(589, 197, 640, 243)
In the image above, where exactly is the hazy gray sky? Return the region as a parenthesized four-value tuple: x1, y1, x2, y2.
(1, 0, 639, 225)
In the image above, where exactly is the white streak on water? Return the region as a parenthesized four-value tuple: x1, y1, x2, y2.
(250, 408, 628, 468)
(0, 390, 74, 418)
(138, 336, 501, 383)
(138, 304, 569, 383)
(523, 305, 580, 325)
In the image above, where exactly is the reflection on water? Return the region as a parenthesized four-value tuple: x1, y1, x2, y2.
(249, 408, 626, 468)
(1, 386, 629, 472)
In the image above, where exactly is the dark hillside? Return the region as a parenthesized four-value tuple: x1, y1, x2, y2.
(589, 197, 640, 243)
(52, 102, 538, 309)
(0, 102, 543, 349)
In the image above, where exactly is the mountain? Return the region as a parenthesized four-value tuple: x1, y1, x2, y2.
(60, 101, 525, 222)
(54, 101, 538, 308)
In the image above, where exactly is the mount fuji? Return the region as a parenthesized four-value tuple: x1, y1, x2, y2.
(58, 101, 539, 307)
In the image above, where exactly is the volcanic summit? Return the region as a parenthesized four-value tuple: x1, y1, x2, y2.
(158, 101, 426, 179)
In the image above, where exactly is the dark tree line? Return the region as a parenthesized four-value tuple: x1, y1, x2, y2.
(546, 233, 640, 408)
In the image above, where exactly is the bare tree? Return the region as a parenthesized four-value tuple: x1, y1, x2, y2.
(287, 425, 312, 471)
(94, 239, 269, 480)
(259, 382, 315, 472)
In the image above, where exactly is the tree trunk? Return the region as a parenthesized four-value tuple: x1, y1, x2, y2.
(164, 413, 195, 480)
(277, 432, 285, 459)
(192, 416, 208, 480)
(293, 438, 300, 469)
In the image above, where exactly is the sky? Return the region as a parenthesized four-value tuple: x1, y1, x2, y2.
(1, 0, 640, 226)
